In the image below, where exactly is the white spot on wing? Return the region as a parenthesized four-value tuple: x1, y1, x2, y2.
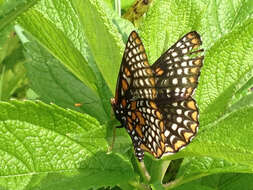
(176, 117, 182, 123)
(172, 78, 178, 85)
(176, 109, 182, 114)
(182, 48, 188, 54)
(177, 69, 182, 75)
(182, 77, 187, 84)
(181, 62, 187, 67)
(171, 123, 178, 130)
(164, 130, 170, 137)
(172, 52, 178, 57)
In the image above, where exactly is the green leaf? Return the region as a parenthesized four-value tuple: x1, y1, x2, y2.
(201, 0, 253, 48)
(0, 100, 135, 190)
(139, 0, 207, 64)
(23, 40, 110, 123)
(73, 0, 134, 92)
(196, 18, 253, 125)
(0, 0, 39, 31)
(171, 156, 253, 189)
(17, 8, 97, 93)
(0, 25, 27, 100)
(17, 0, 113, 120)
(174, 173, 253, 190)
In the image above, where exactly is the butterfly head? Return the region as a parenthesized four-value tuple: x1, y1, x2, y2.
(110, 98, 126, 126)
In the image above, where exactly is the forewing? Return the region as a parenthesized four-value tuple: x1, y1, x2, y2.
(151, 31, 204, 101)
(114, 31, 155, 106)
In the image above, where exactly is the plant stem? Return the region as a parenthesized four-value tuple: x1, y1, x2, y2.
(114, 0, 121, 16)
(137, 160, 151, 183)
(149, 159, 171, 184)
(0, 64, 6, 101)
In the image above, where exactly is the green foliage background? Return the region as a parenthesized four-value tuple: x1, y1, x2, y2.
(0, 0, 253, 189)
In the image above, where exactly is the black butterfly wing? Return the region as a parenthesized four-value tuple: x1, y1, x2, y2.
(112, 31, 204, 161)
(152, 31, 204, 100)
(151, 31, 204, 154)
(113, 31, 164, 161)
(113, 31, 155, 107)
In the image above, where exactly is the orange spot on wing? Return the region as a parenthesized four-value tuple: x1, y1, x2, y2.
(191, 111, 198, 121)
(131, 101, 137, 110)
(186, 87, 193, 96)
(139, 45, 144, 52)
(122, 79, 129, 91)
(146, 68, 152, 75)
(131, 112, 136, 120)
(142, 53, 147, 59)
(131, 32, 137, 38)
(189, 77, 196, 83)
(136, 124, 144, 138)
(194, 59, 201, 65)
(128, 122, 133, 130)
(160, 142, 165, 151)
(121, 98, 126, 108)
(174, 140, 186, 151)
(136, 111, 145, 125)
(187, 100, 196, 110)
(152, 88, 157, 98)
(190, 123, 198, 133)
(74, 103, 82, 107)
(124, 67, 131, 76)
(144, 61, 149, 66)
(190, 67, 198, 74)
(191, 38, 199, 44)
(155, 147, 163, 158)
(161, 134, 165, 142)
(140, 143, 152, 153)
(165, 146, 174, 153)
(150, 101, 157, 109)
(149, 77, 155, 86)
(187, 33, 194, 39)
(156, 111, 162, 120)
(135, 38, 141, 44)
(159, 121, 164, 131)
(183, 132, 194, 142)
(127, 116, 132, 123)
(155, 68, 164, 75)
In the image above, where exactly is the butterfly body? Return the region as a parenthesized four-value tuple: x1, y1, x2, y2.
(111, 31, 204, 161)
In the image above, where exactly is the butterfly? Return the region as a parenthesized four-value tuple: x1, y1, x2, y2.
(111, 30, 204, 161)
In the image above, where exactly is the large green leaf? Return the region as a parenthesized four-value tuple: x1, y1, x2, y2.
(201, 0, 253, 48)
(17, 0, 114, 119)
(0, 101, 135, 190)
(23, 41, 109, 123)
(196, 18, 253, 125)
(17, 8, 97, 93)
(174, 173, 253, 190)
(73, 0, 134, 93)
(139, 0, 207, 64)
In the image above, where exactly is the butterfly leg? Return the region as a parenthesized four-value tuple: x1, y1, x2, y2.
(108, 125, 118, 153)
